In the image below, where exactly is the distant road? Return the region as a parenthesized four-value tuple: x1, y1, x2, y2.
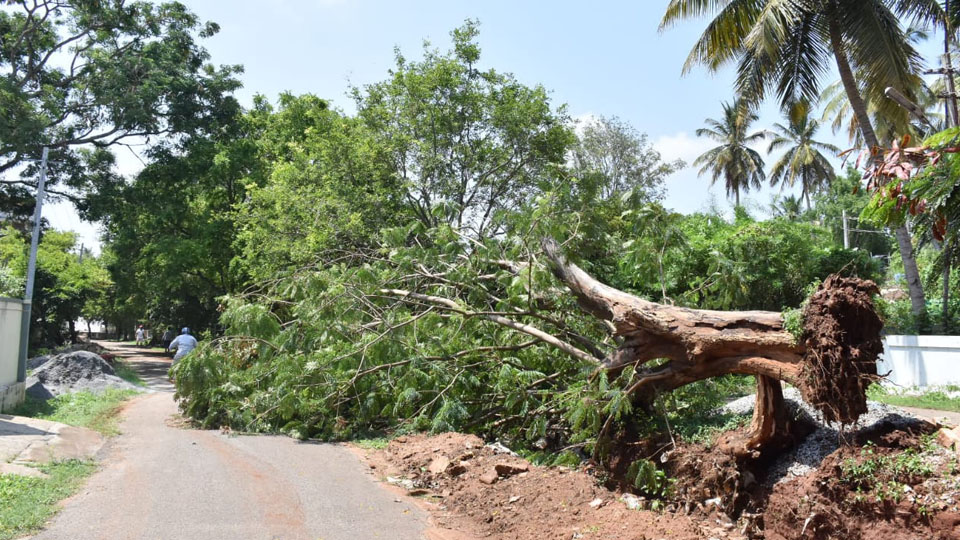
(31, 342, 426, 540)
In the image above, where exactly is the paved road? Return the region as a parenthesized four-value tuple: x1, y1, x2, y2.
(32, 343, 426, 540)
(899, 405, 960, 428)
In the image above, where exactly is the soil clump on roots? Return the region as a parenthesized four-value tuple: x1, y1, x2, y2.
(797, 275, 883, 424)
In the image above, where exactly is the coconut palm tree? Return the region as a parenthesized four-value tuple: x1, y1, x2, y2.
(661, 0, 942, 319)
(770, 194, 804, 221)
(767, 106, 841, 209)
(694, 100, 767, 206)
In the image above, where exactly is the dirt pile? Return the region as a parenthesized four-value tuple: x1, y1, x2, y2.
(798, 275, 883, 424)
(360, 432, 719, 540)
(763, 425, 959, 540)
(369, 421, 959, 540)
(26, 350, 141, 399)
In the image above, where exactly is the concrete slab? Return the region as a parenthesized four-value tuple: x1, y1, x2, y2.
(0, 462, 47, 478)
(0, 414, 104, 474)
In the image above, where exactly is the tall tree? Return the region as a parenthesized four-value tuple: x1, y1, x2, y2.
(661, 0, 940, 320)
(693, 100, 766, 206)
(0, 0, 242, 206)
(571, 115, 680, 201)
(353, 21, 572, 240)
(767, 105, 840, 209)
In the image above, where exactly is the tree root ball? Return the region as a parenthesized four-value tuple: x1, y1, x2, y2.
(798, 275, 883, 425)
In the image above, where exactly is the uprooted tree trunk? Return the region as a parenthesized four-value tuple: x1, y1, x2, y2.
(541, 239, 884, 457)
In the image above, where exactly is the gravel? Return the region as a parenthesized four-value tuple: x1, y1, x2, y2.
(25, 350, 143, 399)
(720, 387, 926, 483)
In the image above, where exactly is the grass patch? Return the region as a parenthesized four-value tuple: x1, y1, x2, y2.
(11, 389, 140, 435)
(0, 459, 96, 540)
(112, 361, 146, 387)
(674, 412, 751, 447)
(352, 437, 390, 450)
(867, 384, 960, 413)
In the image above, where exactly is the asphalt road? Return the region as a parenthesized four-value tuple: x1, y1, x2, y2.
(31, 343, 426, 540)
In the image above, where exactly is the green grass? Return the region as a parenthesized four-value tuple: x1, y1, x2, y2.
(11, 389, 140, 435)
(674, 412, 751, 447)
(0, 460, 96, 540)
(112, 361, 146, 387)
(867, 384, 960, 413)
(352, 437, 390, 450)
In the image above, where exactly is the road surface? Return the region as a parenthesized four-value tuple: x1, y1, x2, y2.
(31, 343, 427, 540)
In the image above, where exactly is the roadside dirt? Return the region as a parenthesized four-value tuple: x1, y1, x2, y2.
(359, 425, 960, 540)
(358, 432, 711, 540)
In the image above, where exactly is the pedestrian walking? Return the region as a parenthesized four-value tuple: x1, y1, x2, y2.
(135, 325, 147, 347)
(161, 327, 175, 354)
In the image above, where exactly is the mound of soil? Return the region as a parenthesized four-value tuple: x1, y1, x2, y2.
(662, 416, 955, 540)
(26, 350, 141, 399)
(359, 433, 722, 540)
(763, 425, 959, 540)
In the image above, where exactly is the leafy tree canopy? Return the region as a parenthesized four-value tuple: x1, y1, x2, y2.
(0, 0, 242, 208)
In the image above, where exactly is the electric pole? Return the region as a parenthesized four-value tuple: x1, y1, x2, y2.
(17, 147, 49, 383)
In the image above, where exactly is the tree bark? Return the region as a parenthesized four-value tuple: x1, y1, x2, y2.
(945, 239, 953, 332)
(896, 225, 928, 325)
(543, 238, 801, 382)
(828, 15, 926, 320)
(541, 238, 881, 452)
(744, 375, 791, 452)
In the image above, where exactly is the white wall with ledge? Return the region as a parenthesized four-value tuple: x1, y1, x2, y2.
(878, 335, 960, 388)
(0, 298, 24, 411)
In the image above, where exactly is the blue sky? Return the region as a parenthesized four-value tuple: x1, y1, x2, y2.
(48, 0, 943, 251)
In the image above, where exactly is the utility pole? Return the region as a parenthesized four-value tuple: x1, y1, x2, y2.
(842, 210, 850, 249)
(17, 147, 49, 383)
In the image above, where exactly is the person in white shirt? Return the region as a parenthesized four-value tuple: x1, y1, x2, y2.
(167, 327, 199, 365)
(135, 325, 147, 347)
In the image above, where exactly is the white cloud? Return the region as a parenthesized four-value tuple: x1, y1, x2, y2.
(571, 112, 599, 137)
(47, 201, 102, 255)
(652, 131, 713, 166)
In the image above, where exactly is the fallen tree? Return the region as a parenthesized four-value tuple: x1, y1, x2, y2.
(540, 238, 884, 456)
(173, 226, 884, 466)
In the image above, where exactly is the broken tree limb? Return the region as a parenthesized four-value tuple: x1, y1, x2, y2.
(379, 288, 601, 365)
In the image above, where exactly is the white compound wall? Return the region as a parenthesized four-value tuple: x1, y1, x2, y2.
(878, 335, 960, 388)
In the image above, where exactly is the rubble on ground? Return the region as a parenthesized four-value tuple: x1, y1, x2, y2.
(721, 387, 929, 481)
(26, 341, 111, 371)
(26, 349, 141, 399)
(359, 432, 706, 540)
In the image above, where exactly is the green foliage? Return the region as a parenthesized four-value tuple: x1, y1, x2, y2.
(606, 208, 878, 312)
(571, 115, 681, 202)
(675, 413, 750, 447)
(0, 460, 96, 540)
(0, 227, 112, 348)
(352, 438, 390, 450)
(625, 459, 674, 498)
(876, 296, 960, 335)
(782, 308, 804, 343)
(0, 263, 22, 298)
(813, 168, 893, 258)
(867, 384, 960, 412)
(840, 440, 936, 501)
(112, 362, 146, 388)
(148, 22, 878, 462)
(12, 389, 140, 435)
(0, 1, 241, 213)
(353, 20, 573, 236)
